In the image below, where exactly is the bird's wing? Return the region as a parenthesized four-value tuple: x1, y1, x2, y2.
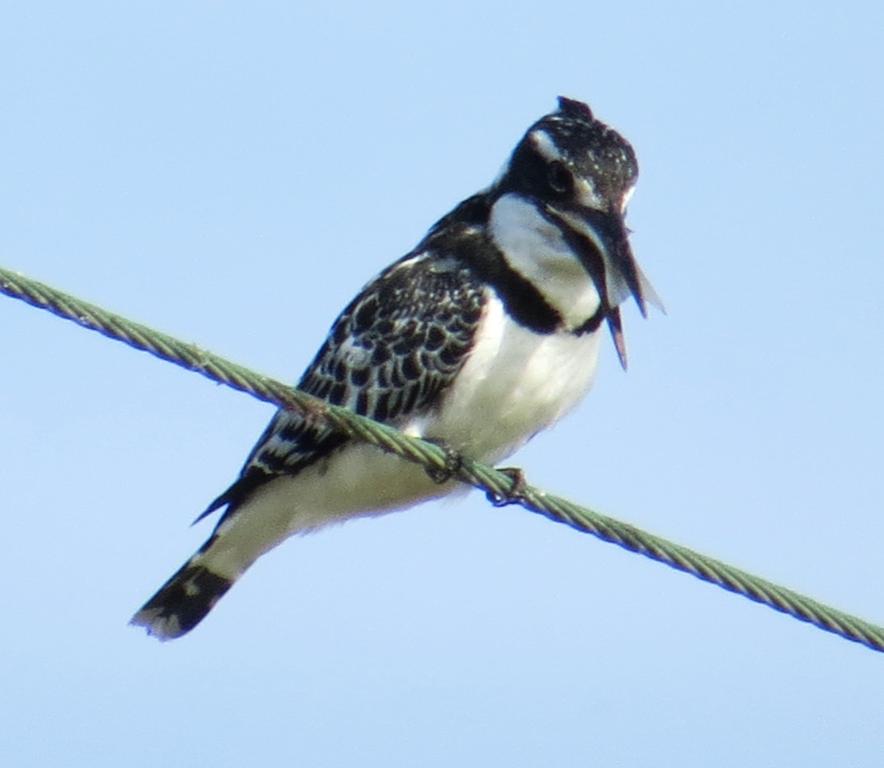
(196, 252, 486, 524)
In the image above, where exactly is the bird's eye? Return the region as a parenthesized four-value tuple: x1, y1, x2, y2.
(547, 160, 572, 194)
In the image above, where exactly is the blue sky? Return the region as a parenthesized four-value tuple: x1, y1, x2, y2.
(2, 2, 884, 766)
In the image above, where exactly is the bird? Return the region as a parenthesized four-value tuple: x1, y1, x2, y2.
(131, 96, 662, 640)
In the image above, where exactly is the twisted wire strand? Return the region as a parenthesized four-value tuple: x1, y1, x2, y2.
(2, 264, 882, 653)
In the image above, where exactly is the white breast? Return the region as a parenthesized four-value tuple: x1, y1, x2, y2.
(204, 207, 608, 577)
(203, 297, 602, 580)
(412, 295, 602, 463)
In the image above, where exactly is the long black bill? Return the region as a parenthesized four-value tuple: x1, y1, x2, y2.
(547, 205, 663, 370)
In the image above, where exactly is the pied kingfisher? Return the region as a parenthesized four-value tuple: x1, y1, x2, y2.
(132, 97, 661, 640)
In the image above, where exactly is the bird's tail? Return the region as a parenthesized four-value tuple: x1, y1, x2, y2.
(130, 544, 235, 641)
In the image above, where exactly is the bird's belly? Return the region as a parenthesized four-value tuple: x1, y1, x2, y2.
(209, 300, 603, 576)
(415, 297, 602, 462)
(208, 444, 451, 576)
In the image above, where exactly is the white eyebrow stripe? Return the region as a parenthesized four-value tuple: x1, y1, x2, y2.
(531, 129, 563, 162)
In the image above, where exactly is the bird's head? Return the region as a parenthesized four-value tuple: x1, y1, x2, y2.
(493, 97, 661, 366)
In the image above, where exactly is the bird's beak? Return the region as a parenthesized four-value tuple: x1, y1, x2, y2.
(546, 205, 663, 369)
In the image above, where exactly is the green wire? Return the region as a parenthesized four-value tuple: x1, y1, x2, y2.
(2, 264, 882, 654)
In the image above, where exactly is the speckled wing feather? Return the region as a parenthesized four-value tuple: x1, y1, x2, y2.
(197, 250, 486, 523)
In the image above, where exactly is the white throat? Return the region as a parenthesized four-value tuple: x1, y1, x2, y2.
(489, 193, 601, 330)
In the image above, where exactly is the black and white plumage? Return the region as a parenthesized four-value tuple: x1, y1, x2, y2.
(131, 97, 661, 640)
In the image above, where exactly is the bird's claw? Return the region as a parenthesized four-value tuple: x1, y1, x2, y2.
(424, 439, 463, 484)
(486, 467, 527, 507)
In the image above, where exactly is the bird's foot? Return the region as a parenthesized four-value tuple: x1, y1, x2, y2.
(423, 438, 463, 484)
(486, 467, 528, 507)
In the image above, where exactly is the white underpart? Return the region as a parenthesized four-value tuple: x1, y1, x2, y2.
(203, 445, 449, 578)
(202, 294, 601, 580)
(489, 193, 602, 329)
(199, 208, 607, 581)
(419, 295, 601, 461)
